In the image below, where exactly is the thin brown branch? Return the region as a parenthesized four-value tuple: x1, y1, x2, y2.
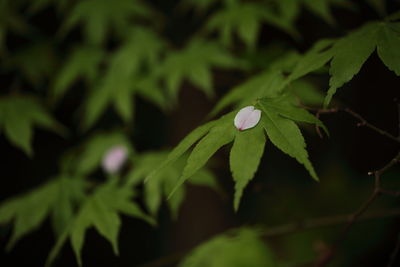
(141, 105, 400, 267)
(138, 208, 400, 267)
(260, 208, 400, 238)
(301, 104, 400, 143)
(343, 108, 400, 143)
(315, 151, 400, 266)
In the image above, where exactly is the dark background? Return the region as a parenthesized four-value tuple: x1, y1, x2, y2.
(1, 0, 400, 266)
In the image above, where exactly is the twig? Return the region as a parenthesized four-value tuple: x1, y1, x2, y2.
(314, 151, 400, 266)
(260, 208, 400, 238)
(138, 208, 400, 267)
(343, 108, 400, 143)
(141, 105, 400, 267)
(315, 108, 338, 138)
(304, 105, 400, 144)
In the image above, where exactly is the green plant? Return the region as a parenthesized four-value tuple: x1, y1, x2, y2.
(0, 0, 399, 266)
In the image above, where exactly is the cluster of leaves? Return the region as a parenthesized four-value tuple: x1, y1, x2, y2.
(146, 7, 400, 214)
(149, 94, 327, 211)
(0, 0, 400, 266)
(0, 130, 219, 266)
(187, 0, 352, 47)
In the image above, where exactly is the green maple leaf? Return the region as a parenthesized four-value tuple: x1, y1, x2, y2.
(181, 0, 217, 13)
(144, 113, 235, 200)
(0, 95, 65, 156)
(210, 69, 287, 117)
(150, 98, 324, 209)
(82, 28, 166, 128)
(27, 0, 69, 14)
(0, 2, 28, 52)
(6, 41, 56, 87)
(229, 123, 266, 211)
(179, 228, 275, 267)
(257, 100, 319, 181)
(168, 112, 236, 198)
(206, 2, 265, 48)
(288, 21, 400, 107)
(126, 151, 219, 219)
(210, 51, 300, 117)
(325, 22, 379, 106)
(46, 181, 154, 267)
(377, 22, 400, 76)
(52, 45, 104, 102)
(302, 0, 335, 25)
(227, 95, 326, 210)
(287, 39, 336, 83)
(161, 39, 238, 101)
(61, 0, 150, 44)
(0, 176, 86, 250)
(145, 120, 217, 183)
(260, 96, 328, 135)
(260, 2, 299, 39)
(288, 79, 326, 107)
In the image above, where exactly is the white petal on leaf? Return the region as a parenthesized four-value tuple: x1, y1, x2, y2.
(234, 106, 261, 131)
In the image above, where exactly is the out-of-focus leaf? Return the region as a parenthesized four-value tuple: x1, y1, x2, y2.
(0, 95, 65, 155)
(127, 151, 219, 219)
(386, 10, 400, 21)
(206, 2, 264, 48)
(288, 39, 335, 82)
(179, 228, 276, 267)
(182, 0, 217, 12)
(161, 39, 238, 101)
(210, 69, 286, 117)
(53, 45, 104, 102)
(0, 3, 28, 52)
(367, 0, 386, 16)
(82, 28, 165, 128)
(145, 120, 217, 184)
(288, 79, 325, 106)
(51, 176, 86, 237)
(46, 182, 153, 267)
(5, 41, 56, 87)
(303, 0, 335, 25)
(260, 6, 299, 39)
(61, 0, 150, 44)
(28, 0, 69, 14)
(72, 131, 133, 176)
(0, 176, 86, 250)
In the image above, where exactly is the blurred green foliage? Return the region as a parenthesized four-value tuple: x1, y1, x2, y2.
(0, 0, 399, 266)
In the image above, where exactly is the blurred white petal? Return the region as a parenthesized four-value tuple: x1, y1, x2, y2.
(102, 145, 128, 174)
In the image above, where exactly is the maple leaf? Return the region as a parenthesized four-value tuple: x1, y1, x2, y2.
(61, 0, 151, 44)
(0, 95, 65, 156)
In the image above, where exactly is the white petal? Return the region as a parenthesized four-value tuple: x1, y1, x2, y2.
(234, 106, 261, 131)
(102, 145, 128, 174)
